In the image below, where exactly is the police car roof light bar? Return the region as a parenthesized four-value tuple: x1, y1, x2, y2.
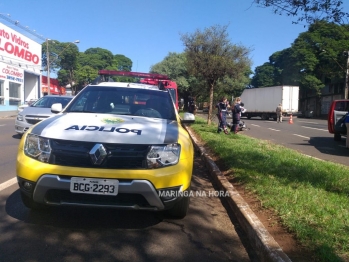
(98, 70, 170, 80)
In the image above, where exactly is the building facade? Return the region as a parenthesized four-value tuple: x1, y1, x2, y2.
(0, 22, 42, 112)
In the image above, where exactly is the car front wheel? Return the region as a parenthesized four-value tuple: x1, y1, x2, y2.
(20, 191, 46, 210)
(166, 195, 190, 219)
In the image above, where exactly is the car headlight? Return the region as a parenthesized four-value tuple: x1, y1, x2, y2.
(147, 143, 181, 168)
(24, 134, 51, 163)
(17, 114, 24, 121)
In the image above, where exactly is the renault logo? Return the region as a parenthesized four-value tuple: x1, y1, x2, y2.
(89, 144, 107, 165)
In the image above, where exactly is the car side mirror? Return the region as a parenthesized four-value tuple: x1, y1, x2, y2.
(51, 103, 63, 114)
(181, 112, 195, 124)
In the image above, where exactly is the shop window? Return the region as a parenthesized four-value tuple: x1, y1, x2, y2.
(0, 80, 4, 105)
(9, 82, 21, 106)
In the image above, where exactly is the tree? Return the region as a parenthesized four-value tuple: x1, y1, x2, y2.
(57, 42, 80, 95)
(41, 40, 80, 95)
(181, 24, 252, 124)
(78, 47, 115, 70)
(253, 0, 349, 25)
(74, 65, 98, 89)
(114, 54, 132, 71)
(250, 62, 280, 87)
(150, 52, 194, 101)
(250, 21, 349, 115)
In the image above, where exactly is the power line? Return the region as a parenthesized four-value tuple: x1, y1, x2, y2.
(0, 13, 46, 42)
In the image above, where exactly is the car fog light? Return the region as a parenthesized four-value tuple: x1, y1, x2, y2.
(158, 187, 181, 201)
(23, 181, 34, 191)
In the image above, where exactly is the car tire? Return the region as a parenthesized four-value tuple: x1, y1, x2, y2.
(261, 114, 269, 120)
(166, 195, 190, 219)
(20, 191, 46, 210)
(334, 133, 341, 141)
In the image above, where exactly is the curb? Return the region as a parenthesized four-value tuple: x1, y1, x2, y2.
(186, 127, 291, 262)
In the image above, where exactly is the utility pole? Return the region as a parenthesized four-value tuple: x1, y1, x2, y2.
(46, 38, 50, 95)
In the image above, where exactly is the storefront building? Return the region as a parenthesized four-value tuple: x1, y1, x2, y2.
(41, 76, 66, 95)
(0, 22, 42, 112)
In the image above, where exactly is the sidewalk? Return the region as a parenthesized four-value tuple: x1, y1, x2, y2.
(0, 111, 17, 118)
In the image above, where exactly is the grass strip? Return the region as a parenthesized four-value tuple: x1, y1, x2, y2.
(189, 117, 349, 262)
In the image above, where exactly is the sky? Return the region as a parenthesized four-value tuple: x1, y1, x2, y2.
(1, 0, 348, 74)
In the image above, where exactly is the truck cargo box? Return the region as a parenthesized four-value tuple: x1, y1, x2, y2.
(240, 86, 299, 120)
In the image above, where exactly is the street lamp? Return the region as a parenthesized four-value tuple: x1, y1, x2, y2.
(46, 39, 80, 95)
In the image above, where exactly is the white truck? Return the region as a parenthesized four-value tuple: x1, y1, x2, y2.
(240, 85, 299, 120)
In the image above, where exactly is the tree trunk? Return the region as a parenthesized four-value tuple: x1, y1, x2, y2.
(207, 84, 214, 125)
(69, 69, 75, 95)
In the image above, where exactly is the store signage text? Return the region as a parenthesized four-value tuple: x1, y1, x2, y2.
(0, 28, 40, 64)
(1, 65, 23, 83)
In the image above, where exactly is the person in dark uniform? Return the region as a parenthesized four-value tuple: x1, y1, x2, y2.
(188, 96, 197, 114)
(216, 97, 230, 134)
(231, 97, 242, 134)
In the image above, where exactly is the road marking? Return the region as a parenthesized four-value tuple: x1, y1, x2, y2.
(301, 126, 327, 131)
(298, 121, 318, 124)
(0, 124, 5, 126)
(293, 134, 310, 139)
(0, 177, 17, 192)
(251, 124, 260, 127)
(268, 128, 280, 131)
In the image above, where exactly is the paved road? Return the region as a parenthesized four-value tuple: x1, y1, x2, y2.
(198, 112, 349, 166)
(0, 116, 254, 262)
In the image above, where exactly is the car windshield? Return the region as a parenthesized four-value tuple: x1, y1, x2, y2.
(65, 85, 177, 120)
(32, 96, 73, 108)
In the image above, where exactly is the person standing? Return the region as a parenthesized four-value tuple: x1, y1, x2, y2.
(216, 97, 230, 134)
(231, 97, 242, 134)
(276, 103, 283, 123)
(188, 96, 197, 115)
(345, 112, 349, 148)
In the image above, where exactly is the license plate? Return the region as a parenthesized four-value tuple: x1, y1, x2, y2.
(70, 177, 119, 196)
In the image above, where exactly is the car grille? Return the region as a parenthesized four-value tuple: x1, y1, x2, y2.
(45, 189, 150, 207)
(25, 115, 50, 125)
(49, 139, 150, 169)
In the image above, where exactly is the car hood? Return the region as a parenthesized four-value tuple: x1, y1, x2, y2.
(30, 113, 179, 144)
(20, 107, 53, 116)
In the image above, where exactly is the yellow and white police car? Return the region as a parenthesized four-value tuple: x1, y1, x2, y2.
(16, 81, 195, 218)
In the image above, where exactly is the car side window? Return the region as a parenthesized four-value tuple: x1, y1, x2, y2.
(334, 101, 349, 111)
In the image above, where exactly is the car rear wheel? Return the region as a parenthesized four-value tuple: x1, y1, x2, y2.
(166, 195, 190, 219)
(261, 114, 269, 120)
(20, 191, 46, 210)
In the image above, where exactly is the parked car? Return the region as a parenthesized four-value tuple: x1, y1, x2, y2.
(17, 99, 38, 113)
(327, 99, 349, 141)
(16, 81, 195, 218)
(15, 95, 74, 135)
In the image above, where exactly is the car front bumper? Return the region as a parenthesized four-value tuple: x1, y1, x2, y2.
(15, 120, 32, 134)
(17, 175, 189, 210)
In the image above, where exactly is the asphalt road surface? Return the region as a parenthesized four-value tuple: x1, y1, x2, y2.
(198, 112, 349, 166)
(0, 116, 254, 262)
